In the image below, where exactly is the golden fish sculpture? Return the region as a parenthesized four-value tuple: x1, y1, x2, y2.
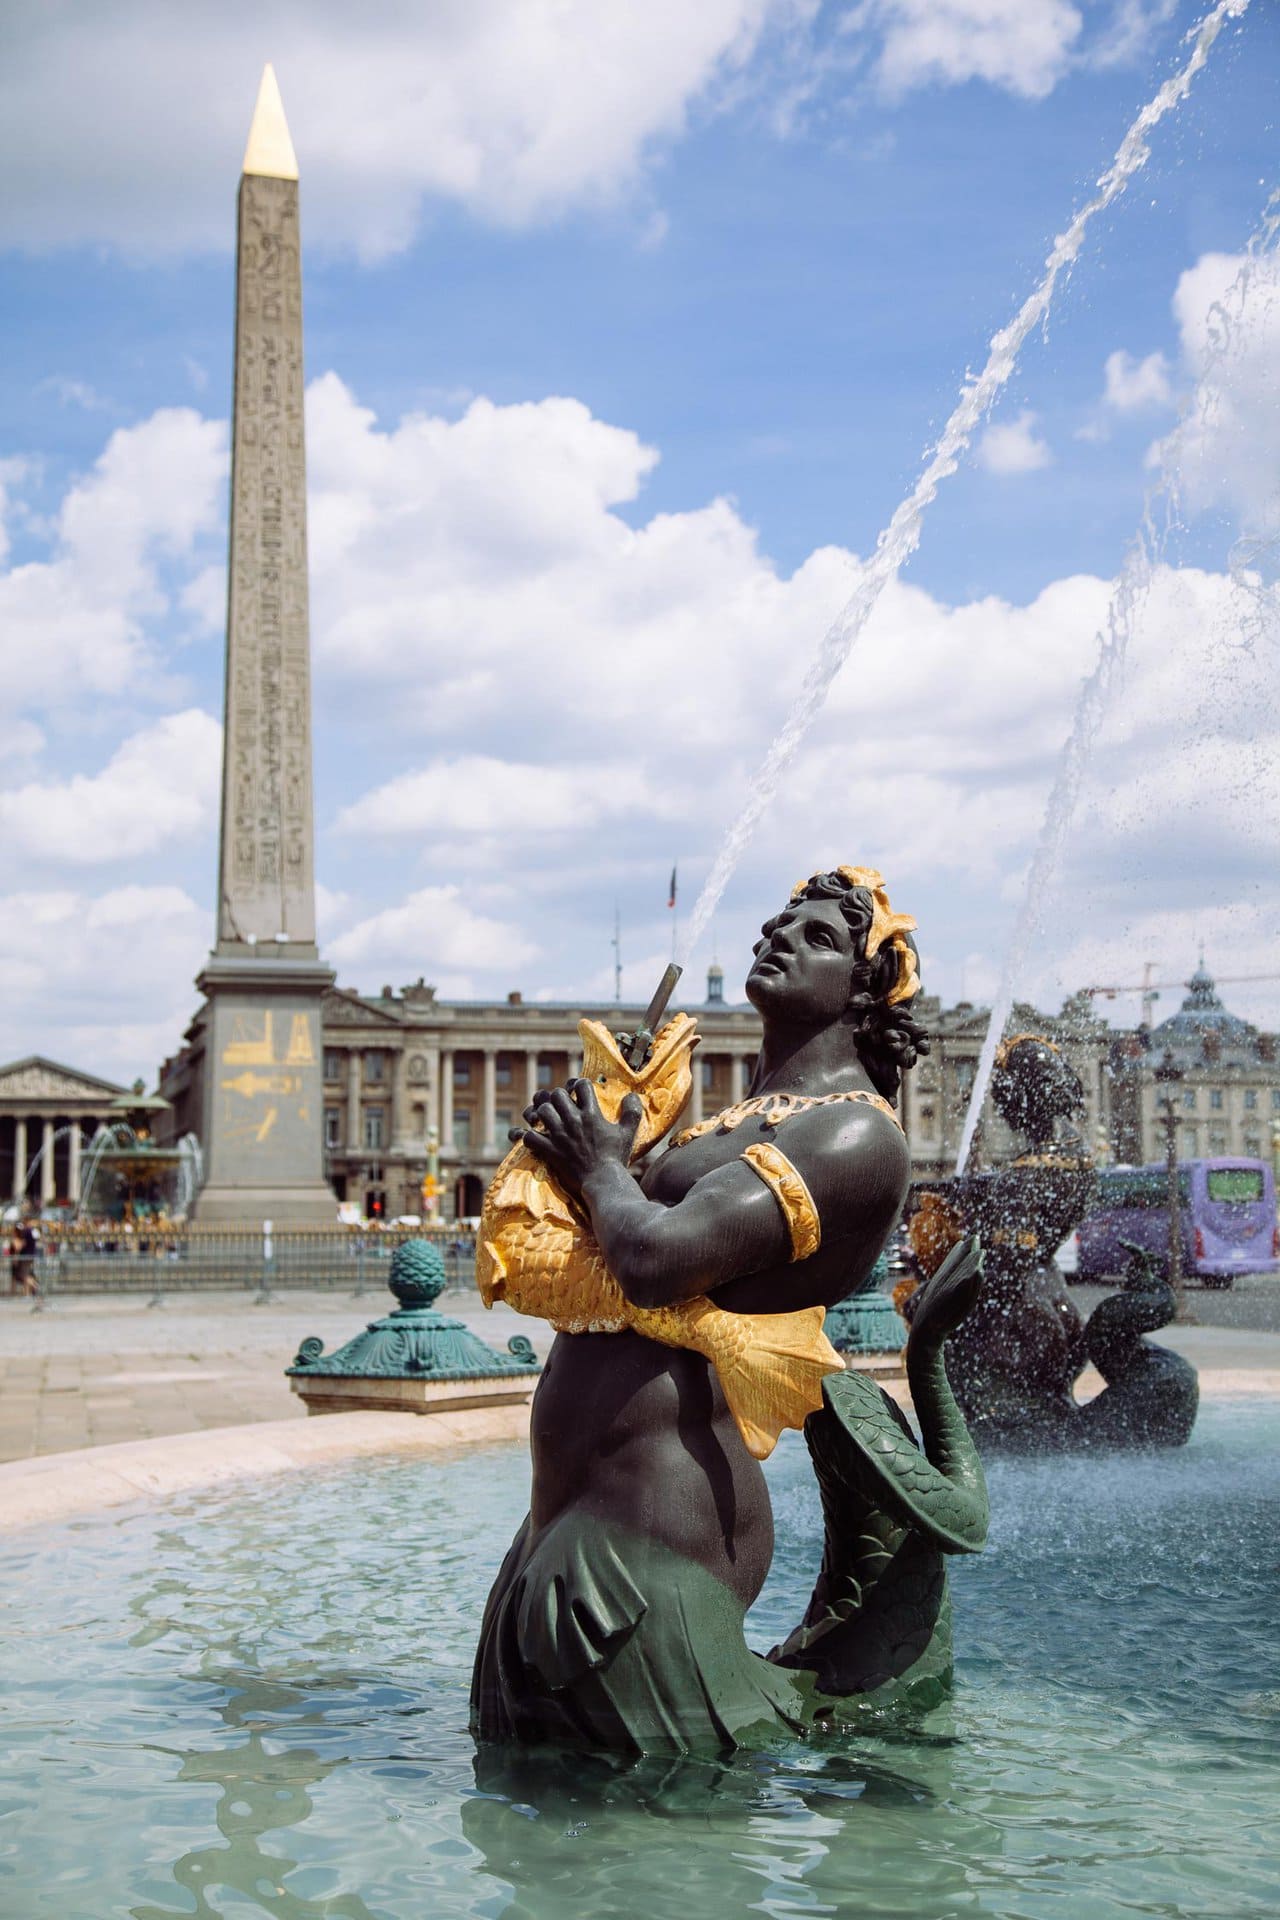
(476, 1013, 843, 1459)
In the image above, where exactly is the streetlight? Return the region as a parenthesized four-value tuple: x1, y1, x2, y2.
(1153, 1049, 1187, 1320)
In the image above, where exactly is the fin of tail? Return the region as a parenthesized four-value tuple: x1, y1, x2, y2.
(699, 1307, 843, 1460)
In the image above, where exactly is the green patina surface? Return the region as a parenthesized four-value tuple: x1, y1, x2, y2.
(823, 1252, 904, 1354)
(472, 1240, 989, 1755)
(287, 1240, 540, 1384)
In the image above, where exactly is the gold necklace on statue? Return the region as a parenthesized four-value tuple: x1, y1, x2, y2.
(671, 1087, 902, 1149)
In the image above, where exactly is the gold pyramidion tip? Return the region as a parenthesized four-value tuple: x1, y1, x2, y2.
(243, 63, 298, 180)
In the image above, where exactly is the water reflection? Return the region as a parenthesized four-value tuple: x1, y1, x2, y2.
(0, 1404, 1275, 1920)
(464, 1733, 966, 1920)
(131, 1666, 381, 1920)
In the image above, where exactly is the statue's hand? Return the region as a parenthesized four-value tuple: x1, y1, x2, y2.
(511, 1080, 643, 1197)
(906, 1235, 984, 1351)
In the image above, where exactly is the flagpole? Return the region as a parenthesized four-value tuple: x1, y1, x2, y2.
(613, 901, 622, 1003)
(669, 861, 678, 964)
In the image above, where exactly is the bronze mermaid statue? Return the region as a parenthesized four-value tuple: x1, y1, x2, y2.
(469, 866, 989, 1756)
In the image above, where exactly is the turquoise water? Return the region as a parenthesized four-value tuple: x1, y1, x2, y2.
(1, 1399, 1277, 1920)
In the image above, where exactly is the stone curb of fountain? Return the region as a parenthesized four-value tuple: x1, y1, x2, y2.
(0, 1403, 531, 1534)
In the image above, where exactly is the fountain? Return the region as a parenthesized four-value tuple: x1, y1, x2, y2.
(0, 4, 1272, 1906)
(681, 0, 1252, 963)
(75, 1085, 204, 1223)
(904, 1034, 1198, 1452)
(471, 870, 991, 1752)
(1, 1393, 1275, 1914)
(955, 190, 1280, 1172)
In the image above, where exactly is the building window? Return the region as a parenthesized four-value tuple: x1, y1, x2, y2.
(323, 1050, 341, 1082)
(1273, 1090, 1280, 1112)
(1244, 1134, 1262, 1158)
(454, 1058, 471, 1087)
(1244, 1089, 1258, 1110)
(536, 1060, 553, 1089)
(1182, 1090, 1197, 1110)
(324, 1109, 342, 1148)
(1209, 1131, 1228, 1154)
(1183, 1127, 1199, 1155)
(701, 1059, 714, 1091)
(496, 1109, 513, 1136)
(365, 1051, 386, 1083)
(496, 1055, 513, 1088)
(1210, 1090, 1224, 1110)
(453, 1111, 471, 1149)
(363, 1107, 385, 1149)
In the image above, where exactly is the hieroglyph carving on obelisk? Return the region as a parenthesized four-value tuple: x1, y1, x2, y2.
(216, 62, 316, 952)
(192, 67, 336, 1223)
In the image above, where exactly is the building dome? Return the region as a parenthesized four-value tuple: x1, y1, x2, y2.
(1149, 963, 1258, 1067)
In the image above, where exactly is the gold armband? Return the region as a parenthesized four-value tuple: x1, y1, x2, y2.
(741, 1142, 821, 1262)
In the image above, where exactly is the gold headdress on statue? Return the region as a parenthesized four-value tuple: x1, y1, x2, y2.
(789, 864, 921, 1007)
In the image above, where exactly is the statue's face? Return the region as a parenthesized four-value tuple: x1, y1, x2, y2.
(746, 896, 861, 1026)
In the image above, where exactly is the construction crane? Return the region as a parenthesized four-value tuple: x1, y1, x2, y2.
(1083, 963, 1280, 1028)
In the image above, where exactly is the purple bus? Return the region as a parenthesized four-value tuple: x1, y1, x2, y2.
(1077, 1157, 1279, 1289)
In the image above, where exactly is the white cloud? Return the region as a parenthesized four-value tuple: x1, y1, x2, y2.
(854, 0, 1082, 101)
(0, 710, 221, 868)
(0, 409, 227, 714)
(336, 756, 683, 842)
(8, 349, 1280, 1075)
(1152, 247, 1280, 533)
(1103, 348, 1173, 413)
(304, 372, 857, 764)
(0, 883, 208, 1083)
(976, 408, 1052, 474)
(37, 375, 108, 412)
(328, 884, 539, 986)
(0, 1, 780, 258)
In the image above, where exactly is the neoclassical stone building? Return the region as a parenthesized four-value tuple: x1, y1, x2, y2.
(1108, 965, 1280, 1166)
(155, 961, 1278, 1219)
(0, 1058, 128, 1206)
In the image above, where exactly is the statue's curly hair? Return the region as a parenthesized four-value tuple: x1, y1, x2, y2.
(789, 870, 931, 1103)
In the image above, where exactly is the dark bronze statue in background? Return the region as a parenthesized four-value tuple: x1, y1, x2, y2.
(470, 867, 989, 1757)
(905, 1035, 1198, 1453)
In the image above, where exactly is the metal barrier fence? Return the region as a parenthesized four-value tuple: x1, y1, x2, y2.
(20, 1224, 478, 1299)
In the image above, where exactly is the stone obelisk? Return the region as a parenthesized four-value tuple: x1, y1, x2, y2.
(192, 65, 336, 1223)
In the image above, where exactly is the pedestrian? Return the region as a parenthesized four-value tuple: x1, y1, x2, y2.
(10, 1214, 41, 1300)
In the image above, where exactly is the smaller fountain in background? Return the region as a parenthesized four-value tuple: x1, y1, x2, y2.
(902, 1035, 1198, 1452)
(77, 1084, 203, 1223)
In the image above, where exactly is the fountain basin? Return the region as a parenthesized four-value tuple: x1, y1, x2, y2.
(1, 1398, 1276, 1919)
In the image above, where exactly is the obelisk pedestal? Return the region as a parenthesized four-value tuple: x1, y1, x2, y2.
(192, 66, 335, 1224)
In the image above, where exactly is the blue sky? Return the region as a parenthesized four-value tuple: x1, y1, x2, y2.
(0, 0, 1277, 1081)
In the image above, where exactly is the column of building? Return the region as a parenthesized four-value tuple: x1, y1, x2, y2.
(391, 1047, 411, 1149)
(482, 1050, 498, 1152)
(688, 1056, 704, 1127)
(346, 1051, 361, 1158)
(440, 1050, 454, 1151)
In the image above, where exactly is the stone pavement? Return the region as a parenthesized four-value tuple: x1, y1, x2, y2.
(0, 1288, 550, 1464)
(1, 1285, 1277, 1466)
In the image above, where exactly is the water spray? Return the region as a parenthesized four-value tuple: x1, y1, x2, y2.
(953, 195, 1280, 1173)
(680, 0, 1252, 963)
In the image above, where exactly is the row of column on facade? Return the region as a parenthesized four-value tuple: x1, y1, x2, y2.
(326, 1047, 762, 1158)
(2, 1116, 92, 1204)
